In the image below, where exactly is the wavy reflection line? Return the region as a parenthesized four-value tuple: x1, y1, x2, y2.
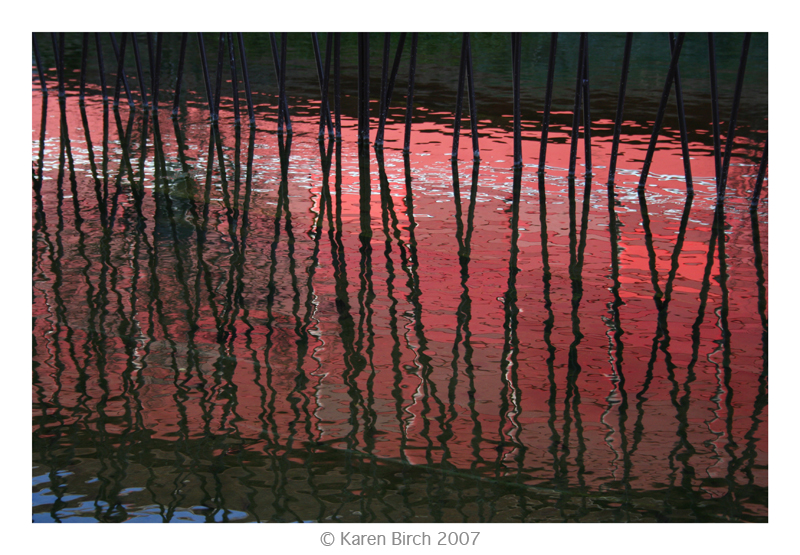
(107, 108, 137, 230)
(164, 117, 240, 522)
(376, 149, 412, 520)
(345, 146, 379, 521)
(445, 159, 478, 522)
(637, 190, 699, 519)
(600, 182, 633, 520)
(733, 210, 767, 512)
(558, 176, 591, 519)
(713, 201, 740, 520)
(492, 167, 527, 522)
(33, 98, 78, 523)
(462, 161, 485, 519)
(677, 197, 721, 514)
(79, 103, 108, 226)
(261, 131, 302, 522)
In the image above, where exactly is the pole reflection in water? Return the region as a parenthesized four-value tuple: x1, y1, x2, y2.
(32, 34, 767, 523)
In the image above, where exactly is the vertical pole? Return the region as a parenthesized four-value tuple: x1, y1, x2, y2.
(358, 33, 364, 141)
(214, 32, 225, 120)
(512, 32, 522, 168)
(404, 32, 418, 153)
(358, 32, 370, 143)
(708, 33, 722, 190)
(668, 32, 692, 193)
(334, 33, 342, 140)
(147, 32, 156, 105)
(638, 32, 685, 190)
(173, 32, 188, 118)
(227, 32, 240, 125)
(197, 33, 216, 121)
(280, 33, 291, 133)
(51, 33, 65, 99)
(151, 32, 162, 112)
(311, 32, 333, 139)
(312, 32, 325, 139)
(80, 33, 89, 104)
(581, 32, 592, 177)
(58, 33, 66, 99)
(608, 33, 633, 186)
(95, 33, 108, 104)
(568, 33, 587, 178)
(269, 32, 284, 132)
(376, 32, 407, 148)
(719, 33, 752, 199)
(538, 33, 558, 173)
(376, 32, 390, 147)
(465, 33, 480, 160)
(110, 32, 134, 108)
(237, 33, 256, 127)
(33, 34, 48, 94)
(750, 137, 767, 210)
(452, 34, 468, 159)
(322, 32, 334, 139)
(131, 32, 149, 109)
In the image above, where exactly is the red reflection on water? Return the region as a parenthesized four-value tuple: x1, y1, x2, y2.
(32, 84, 767, 520)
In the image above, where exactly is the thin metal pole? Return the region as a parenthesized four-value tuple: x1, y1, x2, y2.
(147, 32, 156, 105)
(638, 32, 685, 190)
(403, 32, 418, 153)
(581, 32, 592, 176)
(151, 32, 162, 112)
(358, 33, 364, 140)
(322, 32, 334, 139)
(80, 33, 89, 104)
(110, 32, 133, 108)
(376, 32, 406, 147)
(236, 33, 256, 127)
(512, 32, 522, 168)
(312, 32, 326, 139)
(750, 137, 767, 210)
(213, 32, 225, 120)
(358, 33, 369, 143)
(227, 32, 240, 125)
(669, 32, 692, 193)
(95, 33, 108, 104)
(269, 32, 290, 132)
(452, 34, 468, 159)
(33, 34, 47, 94)
(131, 32, 149, 109)
(58, 33, 66, 99)
(376, 32, 390, 147)
(197, 33, 216, 121)
(365, 32, 371, 143)
(311, 32, 333, 139)
(608, 33, 633, 186)
(720, 32, 752, 198)
(465, 33, 480, 160)
(51, 33, 65, 99)
(568, 33, 587, 178)
(269, 32, 283, 131)
(280, 33, 291, 133)
(358, 32, 370, 143)
(334, 33, 342, 140)
(538, 32, 558, 173)
(173, 32, 187, 118)
(708, 33, 722, 190)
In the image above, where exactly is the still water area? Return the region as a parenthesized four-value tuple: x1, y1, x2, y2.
(32, 33, 767, 522)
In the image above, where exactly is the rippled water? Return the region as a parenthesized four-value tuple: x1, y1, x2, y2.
(32, 32, 767, 523)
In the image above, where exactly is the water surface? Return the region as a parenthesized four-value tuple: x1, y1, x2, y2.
(32, 32, 767, 523)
